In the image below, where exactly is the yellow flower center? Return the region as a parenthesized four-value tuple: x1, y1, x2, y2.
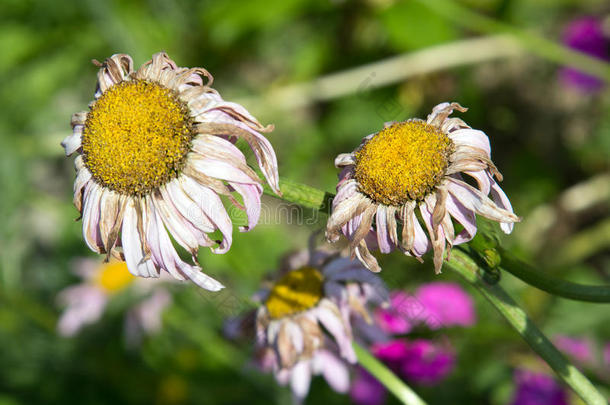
(354, 121, 453, 205)
(95, 261, 135, 292)
(265, 267, 324, 319)
(81, 80, 193, 196)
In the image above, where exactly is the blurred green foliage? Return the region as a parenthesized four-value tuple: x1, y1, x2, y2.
(1, 0, 609, 404)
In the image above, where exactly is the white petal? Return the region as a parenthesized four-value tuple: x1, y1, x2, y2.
(121, 198, 158, 278)
(290, 361, 312, 399)
(449, 128, 491, 156)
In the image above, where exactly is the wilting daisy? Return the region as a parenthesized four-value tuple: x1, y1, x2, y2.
(62, 52, 281, 291)
(57, 257, 172, 343)
(251, 247, 387, 400)
(326, 102, 520, 272)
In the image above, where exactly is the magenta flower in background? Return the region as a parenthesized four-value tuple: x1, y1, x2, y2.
(371, 339, 411, 373)
(371, 339, 455, 385)
(412, 282, 476, 329)
(554, 335, 594, 365)
(560, 17, 609, 92)
(399, 340, 455, 385)
(350, 368, 387, 405)
(512, 369, 568, 405)
(374, 291, 416, 334)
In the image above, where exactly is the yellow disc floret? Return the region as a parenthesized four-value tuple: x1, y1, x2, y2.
(354, 121, 453, 205)
(95, 261, 135, 293)
(266, 267, 324, 319)
(82, 80, 193, 195)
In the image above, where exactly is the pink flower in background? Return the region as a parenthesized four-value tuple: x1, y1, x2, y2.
(374, 283, 475, 333)
(604, 343, 610, 367)
(57, 258, 172, 341)
(350, 368, 386, 405)
(511, 369, 568, 405)
(554, 335, 594, 365)
(560, 17, 609, 92)
(412, 282, 476, 329)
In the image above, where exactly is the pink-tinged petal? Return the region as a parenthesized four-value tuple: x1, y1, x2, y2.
(421, 201, 446, 273)
(316, 301, 356, 363)
(164, 179, 215, 235)
(334, 179, 358, 205)
(290, 361, 312, 399)
(447, 178, 520, 224)
(490, 180, 516, 233)
(314, 350, 350, 393)
(61, 128, 82, 156)
(449, 128, 491, 156)
(446, 193, 477, 245)
(196, 116, 280, 195)
(464, 170, 491, 195)
(179, 176, 233, 254)
(229, 181, 262, 231)
(121, 199, 158, 278)
(146, 197, 224, 291)
(191, 134, 247, 163)
(188, 153, 259, 184)
(152, 188, 201, 255)
(411, 211, 430, 257)
(82, 183, 104, 253)
(57, 285, 108, 337)
(73, 157, 92, 212)
(376, 205, 393, 254)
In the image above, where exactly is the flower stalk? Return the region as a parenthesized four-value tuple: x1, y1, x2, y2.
(445, 249, 607, 405)
(353, 342, 428, 405)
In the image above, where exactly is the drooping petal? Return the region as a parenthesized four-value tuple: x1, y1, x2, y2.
(375, 205, 393, 254)
(81, 182, 104, 254)
(121, 198, 159, 278)
(448, 128, 491, 156)
(230, 181, 263, 231)
(179, 176, 233, 254)
(447, 178, 520, 224)
(314, 350, 350, 393)
(490, 179, 516, 233)
(146, 196, 224, 291)
(290, 361, 312, 399)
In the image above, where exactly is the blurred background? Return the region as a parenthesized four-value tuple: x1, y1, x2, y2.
(1, 0, 609, 404)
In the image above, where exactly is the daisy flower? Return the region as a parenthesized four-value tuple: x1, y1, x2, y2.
(62, 52, 281, 291)
(57, 258, 172, 341)
(326, 102, 520, 273)
(253, 247, 388, 400)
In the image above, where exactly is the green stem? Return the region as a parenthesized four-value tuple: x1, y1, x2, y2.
(354, 342, 428, 405)
(498, 247, 610, 303)
(415, 0, 610, 81)
(445, 249, 606, 405)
